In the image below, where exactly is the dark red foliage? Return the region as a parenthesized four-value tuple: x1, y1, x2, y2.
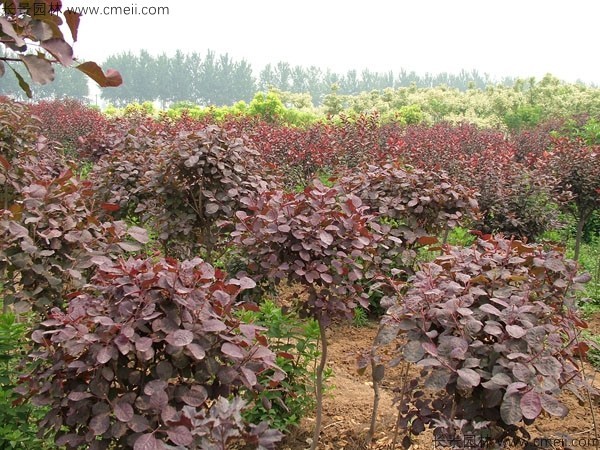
(379, 235, 593, 446)
(340, 162, 479, 236)
(29, 99, 110, 153)
(1, 98, 146, 312)
(90, 123, 272, 260)
(388, 122, 560, 240)
(231, 180, 383, 325)
(18, 257, 283, 449)
(0, 168, 149, 312)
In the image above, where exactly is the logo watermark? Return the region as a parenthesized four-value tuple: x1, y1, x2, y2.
(433, 433, 600, 449)
(1, 2, 169, 17)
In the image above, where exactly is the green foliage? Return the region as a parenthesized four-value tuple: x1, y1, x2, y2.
(0, 313, 50, 449)
(237, 300, 323, 431)
(587, 333, 600, 370)
(504, 104, 543, 131)
(446, 226, 477, 247)
(383, 104, 426, 125)
(249, 91, 286, 123)
(575, 235, 600, 308)
(123, 101, 157, 117)
(352, 307, 369, 328)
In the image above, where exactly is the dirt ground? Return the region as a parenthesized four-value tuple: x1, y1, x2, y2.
(280, 314, 600, 450)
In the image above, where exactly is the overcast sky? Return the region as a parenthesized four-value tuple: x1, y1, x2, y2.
(67, 0, 600, 84)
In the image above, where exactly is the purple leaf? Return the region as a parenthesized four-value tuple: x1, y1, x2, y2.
(166, 426, 193, 447)
(201, 319, 227, 332)
(540, 393, 568, 417)
(128, 226, 150, 244)
(41, 38, 74, 66)
(506, 324, 526, 339)
(320, 272, 333, 283)
(165, 330, 193, 347)
(222, 342, 245, 359)
(156, 360, 173, 380)
(114, 400, 134, 422)
(134, 433, 164, 450)
(533, 356, 561, 377)
(135, 337, 153, 352)
(186, 343, 206, 360)
(68, 391, 92, 401)
(457, 368, 480, 387)
(20, 54, 55, 85)
(500, 393, 522, 425)
(520, 390, 542, 420)
(319, 230, 333, 246)
(89, 414, 110, 436)
(479, 303, 502, 317)
(97, 346, 114, 364)
(238, 276, 256, 290)
(512, 363, 535, 382)
(181, 385, 208, 407)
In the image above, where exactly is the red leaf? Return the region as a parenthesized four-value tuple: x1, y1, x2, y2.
(76, 61, 123, 87)
(417, 235, 438, 245)
(101, 202, 120, 212)
(0, 155, 9, 170)
(20, 54, 55, 85)
(64, 11, 80, 42)
(41, 38, 73, 66)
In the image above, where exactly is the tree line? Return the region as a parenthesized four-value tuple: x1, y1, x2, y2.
(1, 49, 523, 106)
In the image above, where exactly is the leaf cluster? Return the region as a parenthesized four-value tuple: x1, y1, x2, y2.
(382, 235, 593, 445)
(90, 123, 271, 260)
(1, 1, 121, 96)
(18, 257, 283, 449)
(232, 180, 382, 325)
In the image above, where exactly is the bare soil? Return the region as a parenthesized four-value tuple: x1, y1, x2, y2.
(280, 314, 600, 450)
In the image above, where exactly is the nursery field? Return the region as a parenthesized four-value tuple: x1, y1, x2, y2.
(1, 96, 600, 450)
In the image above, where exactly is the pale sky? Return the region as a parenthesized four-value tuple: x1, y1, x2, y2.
(65, 0, 600, 84)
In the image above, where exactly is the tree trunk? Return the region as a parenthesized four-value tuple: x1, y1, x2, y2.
(310, 318, 328, 450)
(574, 213, 586, 261)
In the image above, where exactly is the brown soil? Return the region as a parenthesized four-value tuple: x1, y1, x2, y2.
(280, 314, 600, 450)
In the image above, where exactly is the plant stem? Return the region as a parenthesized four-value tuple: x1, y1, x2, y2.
(310, 317, 328, 450)
(574, 211, 587, 261)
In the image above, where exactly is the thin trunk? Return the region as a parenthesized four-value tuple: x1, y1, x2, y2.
(367, 353, 381, 442)
(310, 318, 328, 450)
(574, 213, 585, 261)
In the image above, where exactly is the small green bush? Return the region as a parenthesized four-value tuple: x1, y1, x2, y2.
(0, 313, 50, 449)
(237, 300, 324, 431)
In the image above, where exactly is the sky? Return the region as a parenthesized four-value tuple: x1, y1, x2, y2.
(65, 0, 600, 85)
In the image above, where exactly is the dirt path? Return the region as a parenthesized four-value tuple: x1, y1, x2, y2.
(281, 316, 600, 450)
